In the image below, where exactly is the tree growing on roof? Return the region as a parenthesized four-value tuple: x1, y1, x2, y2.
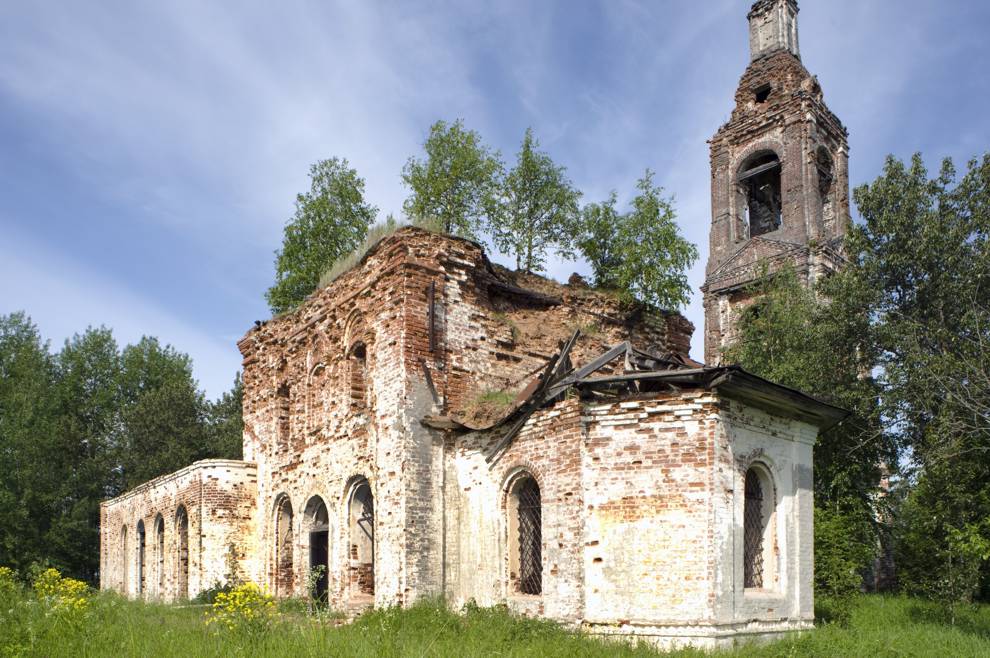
(489, 128, 581, 274)
(266, 157, 378, 315)
(577, 170, 698, 310)
(402, 119, 503, 240)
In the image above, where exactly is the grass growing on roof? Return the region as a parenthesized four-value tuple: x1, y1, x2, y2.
(317, 216, 405, 289)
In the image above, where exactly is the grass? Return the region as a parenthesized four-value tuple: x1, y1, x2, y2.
(317, 217, 404, 289)
(492, 311, 522, 343)
(4, 583, 990, 657)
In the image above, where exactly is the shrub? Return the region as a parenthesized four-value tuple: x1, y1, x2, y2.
(193, 581, 236, 605)
(0, 566, 18, 595)
(31, 567, 91, 629)
(206, 582, 279, 639)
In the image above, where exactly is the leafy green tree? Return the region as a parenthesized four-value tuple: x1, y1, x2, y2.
(490, 128, 581, 273)
(577, 192, 623, 290)
(266, 158, 377, 314)
(0, 314, 243, 582)
(402, 119, 503, 239)
(577, 171, 698, 310)
(847, 154, 990, 600)
(207, 373, 243, 460)
(116, 337, 210, 491)
(0, 313, 57, 575)
(724, 153, 990, 600)
(49, 328, 122, 580)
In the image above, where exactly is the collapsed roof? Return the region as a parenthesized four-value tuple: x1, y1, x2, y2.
(424, 330, 847, 464)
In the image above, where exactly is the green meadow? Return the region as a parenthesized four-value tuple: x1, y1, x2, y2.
(3, 574, 990, 658)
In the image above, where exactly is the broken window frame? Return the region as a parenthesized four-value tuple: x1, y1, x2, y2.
(303, 496, 330, 603)
(120, 525, 129, 594)
(754, 83, 772, 104)
(348, 342, 368, 410)
(154, 514, 165, 595)
(175, 506, 189, 599)
(136, 519, 146, 596)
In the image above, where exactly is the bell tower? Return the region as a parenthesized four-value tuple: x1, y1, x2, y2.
(701, 0, 851, 364)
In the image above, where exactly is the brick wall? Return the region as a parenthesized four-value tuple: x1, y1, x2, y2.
(99, 460, 257, 601)
(441, 387, 815, 649)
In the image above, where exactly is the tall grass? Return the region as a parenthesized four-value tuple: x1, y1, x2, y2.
(317, 217, 405, 289)
(4, 575, 990, 658)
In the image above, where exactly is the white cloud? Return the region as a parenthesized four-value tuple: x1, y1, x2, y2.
(0, 225, 240, 398)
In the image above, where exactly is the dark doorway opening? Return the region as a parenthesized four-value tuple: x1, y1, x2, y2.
(309, 530, 329, 602)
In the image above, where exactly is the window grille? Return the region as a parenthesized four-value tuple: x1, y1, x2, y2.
(744, 469, 765, 588)
(516, 478, 542, 595)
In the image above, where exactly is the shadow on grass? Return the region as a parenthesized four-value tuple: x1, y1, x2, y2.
(905, 599, 990, 641)
(814, 596, 853, 627)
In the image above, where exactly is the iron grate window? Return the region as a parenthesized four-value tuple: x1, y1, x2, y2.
(744, 469, 765, 588)
(516, 478, 542, 595)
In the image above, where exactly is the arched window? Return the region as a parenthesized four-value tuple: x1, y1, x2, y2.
(175, 506, 189, 599)
(304, 496, 330, 602)
(739, 152, 782, 237)
(348, 479, 374, 598)
(120, 525, 129, 594)
(136, 520, 146, 596)
(743, 465, 776, 589)
(154, 515, 165, 596)
(508, 474, 542, 596)
(349, 343, 368, 409)
(274, 496, 294, 597)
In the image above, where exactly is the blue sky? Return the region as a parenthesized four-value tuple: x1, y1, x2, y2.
(1, 0, 988, 399)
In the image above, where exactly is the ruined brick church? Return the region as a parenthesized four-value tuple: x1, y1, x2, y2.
(101, 0, 850, 647)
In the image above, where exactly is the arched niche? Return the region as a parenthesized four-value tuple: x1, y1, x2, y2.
(274, 495, 294, 597)
(175, 506, 189, 599)
(346, 478, 374, 600)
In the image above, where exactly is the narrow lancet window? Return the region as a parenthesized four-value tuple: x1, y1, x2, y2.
(744, 466, 774, 589)
(509, 474, 542, 596)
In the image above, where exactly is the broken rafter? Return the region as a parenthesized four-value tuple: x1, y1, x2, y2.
(485, 330, 579, 464)
(738, 158, 781, 182)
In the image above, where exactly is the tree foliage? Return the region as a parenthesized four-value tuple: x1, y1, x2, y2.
(577, 171, 698, 310)
(577, 192, 623, 290)
(266, 158, 377, 314)
(401, 119, 502, 239)
(0, 315, 242, 583)
(489, 128, 581, 273)
(848, 154, 990, 601)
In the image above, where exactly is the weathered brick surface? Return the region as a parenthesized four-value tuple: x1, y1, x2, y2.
(703, 0, 851, 364)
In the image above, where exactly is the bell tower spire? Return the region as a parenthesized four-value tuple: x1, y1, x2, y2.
(748, 0, 800, 61)
(701, 0, 851, 364)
